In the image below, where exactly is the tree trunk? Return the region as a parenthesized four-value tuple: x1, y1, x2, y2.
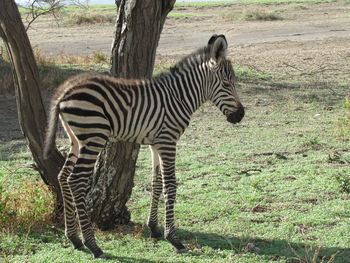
(87, 0, 176, 230)
(0, 0, 65, 219)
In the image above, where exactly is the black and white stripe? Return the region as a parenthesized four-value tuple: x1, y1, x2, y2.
(44, 34, 244, 258)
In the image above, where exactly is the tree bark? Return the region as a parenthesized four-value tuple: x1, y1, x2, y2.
(87, 0, 176, 230)
(0, 0, 65, 219)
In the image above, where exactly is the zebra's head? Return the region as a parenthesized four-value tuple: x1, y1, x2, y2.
(207, 35, 245, 124)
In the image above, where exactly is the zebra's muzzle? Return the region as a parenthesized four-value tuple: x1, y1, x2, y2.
(226, 107, 245, 124)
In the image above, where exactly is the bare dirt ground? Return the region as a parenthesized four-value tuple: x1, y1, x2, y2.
(0, 2, 349, 142)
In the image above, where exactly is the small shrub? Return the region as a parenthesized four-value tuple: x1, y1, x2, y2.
(334, 173, 350, 194)
(334, 96, 350, 139)
(242, 9, 283, 21)
(219, 11, 240, 21)
(34, 48, 55, 67)
(92, 51, 108, 64)
(65, 12, 115, 26)
(0, 177, 54, 233)
(301, 137, 323, 151)
(288, 244, 341, 263)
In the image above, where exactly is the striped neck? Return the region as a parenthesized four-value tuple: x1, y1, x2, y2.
(156, 57, 210, 115)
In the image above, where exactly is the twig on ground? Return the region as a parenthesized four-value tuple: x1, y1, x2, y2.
(237, 168, 262, 176)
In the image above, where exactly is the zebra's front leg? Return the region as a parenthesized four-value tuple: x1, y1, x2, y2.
(157, 143, 187, 253)
(147, 145, 163, 238)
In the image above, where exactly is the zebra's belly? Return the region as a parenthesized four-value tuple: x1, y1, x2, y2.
(111, 127, 160, 145)
(110, 108, 165, 145)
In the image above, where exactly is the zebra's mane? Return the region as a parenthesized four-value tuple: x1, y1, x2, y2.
(155, 45, 211, 80)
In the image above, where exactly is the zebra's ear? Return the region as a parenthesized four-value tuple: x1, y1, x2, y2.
(208, 34, 219, 45)
(209, 34, 228, 62)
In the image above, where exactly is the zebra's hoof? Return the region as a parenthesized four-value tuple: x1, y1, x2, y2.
(150, 228, 162, 239)
(166, 235, 186, 253)
(95, 253, 107, 259)
(68, 235, 84, 250)
(175, 247, 188, 254)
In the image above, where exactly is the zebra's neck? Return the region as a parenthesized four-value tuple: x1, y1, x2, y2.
(155, 59, 209, 116)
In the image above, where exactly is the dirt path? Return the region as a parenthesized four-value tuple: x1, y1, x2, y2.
(0, 2, 349, 142)
(26, 2, 350, 57)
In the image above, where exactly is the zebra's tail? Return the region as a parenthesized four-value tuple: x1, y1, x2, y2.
(43, 100, 60, 160)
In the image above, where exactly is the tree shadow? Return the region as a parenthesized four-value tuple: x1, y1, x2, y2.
(239, 78, 348, 106)
(132, 225, 349, 263)
(177, 228, 350, 263)
(22, 223, 350, 263)
(0, 58, 109, 143)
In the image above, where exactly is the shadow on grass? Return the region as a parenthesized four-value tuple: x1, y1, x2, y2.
(175, 228, 350, 263)
(127, 225, 349, 263)
(97, 222, 350, 262)
(17, 223, 350, 263)
(240, 78, 349, 106)
(107, 255, 159, 263)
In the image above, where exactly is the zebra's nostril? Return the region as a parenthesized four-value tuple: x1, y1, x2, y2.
(226, 107, 244, 124)
(240, 107, 245, 117)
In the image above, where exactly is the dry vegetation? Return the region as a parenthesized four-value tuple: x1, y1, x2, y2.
(221, 9, 284, 21)
(0, 47, 109, 94)
(63, 12, 115, 25)
(0, 176, 54, 233)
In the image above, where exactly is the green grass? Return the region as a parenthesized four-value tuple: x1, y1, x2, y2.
(1, 58, 349, 262)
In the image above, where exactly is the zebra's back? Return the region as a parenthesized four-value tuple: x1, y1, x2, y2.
(56, 73, 166, 145)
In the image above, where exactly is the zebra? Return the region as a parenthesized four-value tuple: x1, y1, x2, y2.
(44, 34, 245, 258)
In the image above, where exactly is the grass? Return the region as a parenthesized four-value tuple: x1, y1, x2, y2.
(2, 1, 350, 260)
(221, 8, 284, 21)
(241, 9, 284, 21)
(334, 97, 350, 139)
(63, 12, 115, 25)
(0, 53, 349, 262)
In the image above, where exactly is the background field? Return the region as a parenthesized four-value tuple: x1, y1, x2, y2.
(0, 0, 349, 262)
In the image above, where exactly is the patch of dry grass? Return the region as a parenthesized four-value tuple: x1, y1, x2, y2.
(64, 12, 116, 26)
(242, 9, 283, 21)
(37, 50, 108, 65)
(0, 177, 54, 233)
(221, 8, 283, 21)
(0, 48, 109, 94)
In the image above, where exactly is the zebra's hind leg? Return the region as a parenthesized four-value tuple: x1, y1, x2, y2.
(59, 151, 84, 249)
(67, 141, 106, 258)
(58, 126, 83, 249)
(147, 145, 163, 238)
(156, 143, 187, 253)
